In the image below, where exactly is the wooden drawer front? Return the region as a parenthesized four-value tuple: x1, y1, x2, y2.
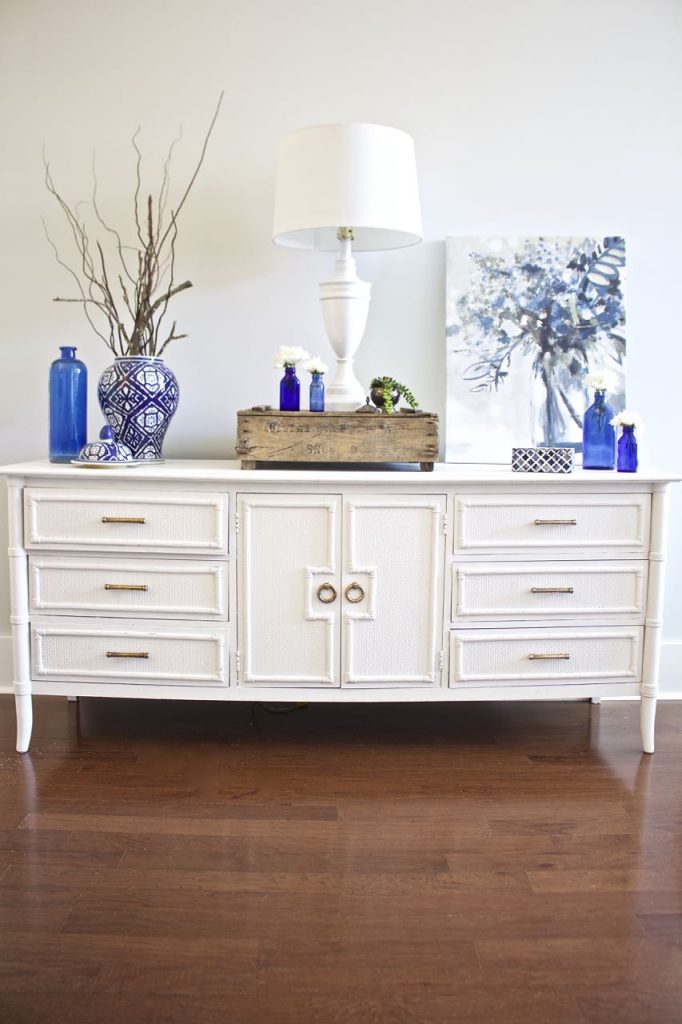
(453, 494, 650, 554)
(449, 628, 642, 685)
(32, 621, 227, 685)
(452, 561, 648, 623)
(24, 488, 228, 555)
(29, 557, 227, 619)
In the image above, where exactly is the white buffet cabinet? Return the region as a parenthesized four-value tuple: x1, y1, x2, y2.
(1, 460, 677, 754)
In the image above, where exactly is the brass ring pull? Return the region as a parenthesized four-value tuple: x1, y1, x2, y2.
(317, 583, 337, 604)
(345, 582, 365, 604)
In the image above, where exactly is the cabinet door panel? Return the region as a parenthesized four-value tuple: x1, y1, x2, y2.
(343, 495, 446, 685)
(238, 495, 341, 685)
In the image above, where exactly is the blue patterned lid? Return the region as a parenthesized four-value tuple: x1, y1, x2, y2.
(78, 426, 135, 463)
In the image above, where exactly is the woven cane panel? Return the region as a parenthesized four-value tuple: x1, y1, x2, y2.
(345, 499, 444, 683)
(450, 629, 642, 684)
(239, 497, 339, 683)
(29, 557, 227, 618)
(452, 562, 647, 621)
(25, 489, 227, 554)
(32, 625, 226, 684)
(454, 495, 650, 551)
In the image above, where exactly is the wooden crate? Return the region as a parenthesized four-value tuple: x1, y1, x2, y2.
(235, 409, 439, 471)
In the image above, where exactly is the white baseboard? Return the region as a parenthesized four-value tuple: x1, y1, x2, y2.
(1, 634, 680, 699)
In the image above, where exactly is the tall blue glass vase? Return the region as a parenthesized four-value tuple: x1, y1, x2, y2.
(617, 426, 638, 472)
(49, 346, 87, 463)
(582, 389, 615, 470)
(309, 372, 325, 412)
(279, 365, 300, 411)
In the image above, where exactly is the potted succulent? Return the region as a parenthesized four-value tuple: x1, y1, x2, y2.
(370, 376, 419, 415)
(43, 95, 222, 460)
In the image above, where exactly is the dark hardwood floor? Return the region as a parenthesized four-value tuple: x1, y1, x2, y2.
(0, 694, 681, 1024)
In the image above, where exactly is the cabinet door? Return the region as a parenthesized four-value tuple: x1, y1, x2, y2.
(237, 495, 341, 685)
(342, 495, 446, 685)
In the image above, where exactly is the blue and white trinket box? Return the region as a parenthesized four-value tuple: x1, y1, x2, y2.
(511, 447, 574, 474)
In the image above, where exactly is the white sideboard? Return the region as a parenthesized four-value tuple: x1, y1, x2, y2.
(1, 460, 677, 754)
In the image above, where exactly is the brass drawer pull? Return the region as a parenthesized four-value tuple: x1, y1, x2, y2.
(528, 652, 570, 661)
(534, 518, 577, 526)
(317, 583, 337, 604)
(345, 582, 365, 604)
(101, 516, 146, 524)
(104, 584, 149, 592)
(106, 651, 149, 659)
(530, 586, 574, 594)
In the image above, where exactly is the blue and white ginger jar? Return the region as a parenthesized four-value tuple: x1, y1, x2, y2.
(97, 356, 179, 461)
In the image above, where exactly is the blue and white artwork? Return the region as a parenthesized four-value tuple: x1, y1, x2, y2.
(445, 236, 626, 462)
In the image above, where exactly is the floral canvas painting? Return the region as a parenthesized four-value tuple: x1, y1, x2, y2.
(445, 236, 626, 462)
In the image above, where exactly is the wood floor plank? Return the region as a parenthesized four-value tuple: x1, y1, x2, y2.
(1, 695, 682, 1024)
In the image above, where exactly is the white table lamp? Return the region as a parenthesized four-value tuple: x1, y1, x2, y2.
(272, 123, 422, 409)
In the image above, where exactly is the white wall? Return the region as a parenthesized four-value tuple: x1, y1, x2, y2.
(1, 0, 681, 687)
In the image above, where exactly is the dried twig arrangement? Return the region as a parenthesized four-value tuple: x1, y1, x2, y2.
(43, 93, 223, 357)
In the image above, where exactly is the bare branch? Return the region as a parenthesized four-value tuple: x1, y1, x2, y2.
(157, 90, 223, 254)
(131, 126, 145, 247)
(91, 152, 136, 285)
(42, 216, 115, 351)
(42, 94, 222, 358)
(157, 126, 183, 239)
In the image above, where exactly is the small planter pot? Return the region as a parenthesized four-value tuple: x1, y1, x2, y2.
(98, 356, 179, 461)
(370, 384, 400, 412)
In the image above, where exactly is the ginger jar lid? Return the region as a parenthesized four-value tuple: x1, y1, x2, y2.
(77, 426, 135, 463)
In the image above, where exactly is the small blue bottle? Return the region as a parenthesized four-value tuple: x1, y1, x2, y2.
(279, 365, 300, 411)
(617, 426, 638, 472)
(49, 346, 87, 462)
(309, 371, 325, 412)
(582, 389, 615, 469)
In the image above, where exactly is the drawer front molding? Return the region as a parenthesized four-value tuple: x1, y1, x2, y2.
(452, 561, 648, 622)
(32, 622, 227, 685)
(24, 489, 228, 554)
(453, 494, 650, 553)
(29, 557, 227, 619)
(449, 628, 643, 685)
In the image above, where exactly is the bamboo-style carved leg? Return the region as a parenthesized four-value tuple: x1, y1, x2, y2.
(641, 695, 656, 755)
(640, 484, 670, 755)
(15, 690, 32, 754)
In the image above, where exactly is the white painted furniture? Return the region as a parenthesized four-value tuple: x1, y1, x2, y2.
(1, 461, 677, 754)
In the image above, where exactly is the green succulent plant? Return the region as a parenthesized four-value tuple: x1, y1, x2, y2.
(370, 376, 419, 415)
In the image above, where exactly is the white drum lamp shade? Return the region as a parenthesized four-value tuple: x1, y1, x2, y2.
(272, 123, 422, 409)
(273, 123, 422, 250)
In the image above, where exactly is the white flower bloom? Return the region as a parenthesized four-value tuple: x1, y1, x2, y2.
(585, 371, 616, 392)
(303, 357, 328, 375)
(273, 345, 311, 368)
(611, 410, 643, 431)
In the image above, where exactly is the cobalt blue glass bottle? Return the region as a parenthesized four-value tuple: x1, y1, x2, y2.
(617, 426, 638, 472)
(279, 364, 300, 411)
(49, 346, 87, 463)
(309, 371, 325, 412)
(582, 389, 615, 469)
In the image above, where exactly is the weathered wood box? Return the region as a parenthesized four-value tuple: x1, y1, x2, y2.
(235, 409, 439, 471)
